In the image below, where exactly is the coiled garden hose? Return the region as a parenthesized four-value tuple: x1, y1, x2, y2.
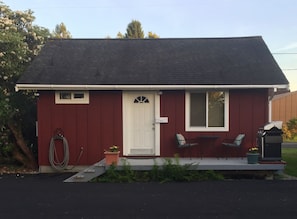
(49, 134, 69, 171)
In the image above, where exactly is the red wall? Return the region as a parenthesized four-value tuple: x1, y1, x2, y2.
(159, 89, 269, 157)
(38, 89, 269, 166)
(37, 91, 122, 166)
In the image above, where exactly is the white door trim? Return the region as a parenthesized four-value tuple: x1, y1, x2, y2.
(123, 91, 160, 156)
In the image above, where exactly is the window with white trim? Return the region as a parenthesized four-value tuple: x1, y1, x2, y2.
(185, 91, 229, 131)
(55, 91, 89, 104)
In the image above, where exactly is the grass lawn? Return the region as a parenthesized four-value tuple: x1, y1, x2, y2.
(282, 148, 297, 177)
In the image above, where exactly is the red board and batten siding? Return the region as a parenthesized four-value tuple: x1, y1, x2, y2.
(159, 89, 269, 157)
(37, 91, 123, 166)
(37, 89, 269, 166)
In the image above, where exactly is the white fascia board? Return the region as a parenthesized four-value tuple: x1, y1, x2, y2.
(15, 84, 289, 91)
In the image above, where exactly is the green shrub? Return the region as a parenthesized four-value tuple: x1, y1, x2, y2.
(94, 157, 224, 183)
(95, 160, 136, 183)
(283, 118, 297, 141)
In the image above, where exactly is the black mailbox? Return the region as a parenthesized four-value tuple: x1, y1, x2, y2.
(257, 121, 283, 161)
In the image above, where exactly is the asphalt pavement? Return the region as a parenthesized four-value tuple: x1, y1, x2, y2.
(1, 173, 297, 219)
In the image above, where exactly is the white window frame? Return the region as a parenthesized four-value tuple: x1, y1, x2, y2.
(185, 91, 229, 132)
(55, 91, 89, 104)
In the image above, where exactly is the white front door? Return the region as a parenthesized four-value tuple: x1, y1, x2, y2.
(123, 92, 160, 156)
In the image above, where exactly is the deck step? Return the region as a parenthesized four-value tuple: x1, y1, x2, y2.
(84, 169, 96, 173)
(75, 175, 85, 179)
(64, 159, 106, 183)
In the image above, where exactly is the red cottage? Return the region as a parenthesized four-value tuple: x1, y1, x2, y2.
(16, 37, 289, 172)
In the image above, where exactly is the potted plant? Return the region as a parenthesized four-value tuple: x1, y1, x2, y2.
(104, 145, 120, 165)
(246, 147, 259, 164)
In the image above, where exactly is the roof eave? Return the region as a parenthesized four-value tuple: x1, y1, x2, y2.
(15, 84, 290, 91)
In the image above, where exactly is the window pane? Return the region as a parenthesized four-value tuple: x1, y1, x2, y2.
(73, 93, 84, 99)
(60, 92, 71, 99)
(134, 96, 149, 103)
(190, 93, 206, 126)
(208, 92, 225, 127)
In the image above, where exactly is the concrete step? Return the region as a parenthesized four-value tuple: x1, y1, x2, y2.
(64, 159, 106, 182)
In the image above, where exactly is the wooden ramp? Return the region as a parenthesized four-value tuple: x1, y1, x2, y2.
(64, 159, 106, 183)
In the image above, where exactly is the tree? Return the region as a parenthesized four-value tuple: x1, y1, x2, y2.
(116, 31, 124, 39)
(117, 20, 159, 39)
(125, 20, 144, 39)
(0, 2, 51, 168)
(147, 31, 159, 39)
(283, 118, 297, 140)
(52, 22, 71, 39)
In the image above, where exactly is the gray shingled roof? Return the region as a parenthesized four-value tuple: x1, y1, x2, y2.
(16, 37, 289, 88)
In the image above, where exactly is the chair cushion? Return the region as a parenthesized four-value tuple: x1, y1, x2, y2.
(234, 134, 245, 146)
(176, 134, 186, 145)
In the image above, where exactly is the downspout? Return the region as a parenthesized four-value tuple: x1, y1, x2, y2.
(268, 87, 283, 122)
(268, 100, 272, 122)
(267, 88, 275, 122)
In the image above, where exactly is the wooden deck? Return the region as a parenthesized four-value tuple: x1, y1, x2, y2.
(64, 157, 286, 182)
(117, 157, 286, 171)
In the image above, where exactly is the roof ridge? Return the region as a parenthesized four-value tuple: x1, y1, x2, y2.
(48, 36, 263, 41)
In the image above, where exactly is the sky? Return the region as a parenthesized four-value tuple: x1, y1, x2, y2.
(3, 0, 297, 91)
